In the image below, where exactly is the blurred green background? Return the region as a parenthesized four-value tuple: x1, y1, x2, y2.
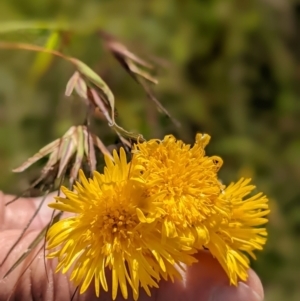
(0, 1, 299, 300)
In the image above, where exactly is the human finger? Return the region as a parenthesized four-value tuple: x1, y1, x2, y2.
(0, 229, 156, 301)
(0, 229, 264, 301)
(157, 250, 264, 301)
(0, 191, 60, 230)
(0, 229, 96, 301)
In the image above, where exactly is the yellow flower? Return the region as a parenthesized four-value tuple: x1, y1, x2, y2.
(133, 134, 228, 246)
(46, 148, 196, 300)
(133, 134, 269, 286)
(205, 178, 270, 285)
(46, 133, 270, 298)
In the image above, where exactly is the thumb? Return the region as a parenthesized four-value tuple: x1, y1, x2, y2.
(157, 251, 264, 301)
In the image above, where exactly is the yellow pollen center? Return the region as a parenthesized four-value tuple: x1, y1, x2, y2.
(101, 209, 137, 240)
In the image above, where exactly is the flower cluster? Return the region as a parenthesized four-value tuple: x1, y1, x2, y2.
(46, 134, 269, 300)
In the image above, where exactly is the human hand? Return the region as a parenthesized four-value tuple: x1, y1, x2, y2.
(0, 192, 264, 301)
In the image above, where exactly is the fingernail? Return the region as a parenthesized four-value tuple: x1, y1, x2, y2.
(210, 282, 263, 301)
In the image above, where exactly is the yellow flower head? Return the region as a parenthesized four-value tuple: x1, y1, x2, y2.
(46, 148, 196, 300)
(133, 134, 228, 246)
(206, 178, 270, 285)
(133, 134, 269, 286)
(46, 133, 270, 299)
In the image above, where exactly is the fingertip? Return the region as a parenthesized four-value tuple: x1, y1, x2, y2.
(157, 251, 264, 301)
(244, 269, 264, 300)
(188, 251, 264, 301)
(157, 251, 226, 301)
(210, 281, 263, 301)
(0, 191, 5, 227)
